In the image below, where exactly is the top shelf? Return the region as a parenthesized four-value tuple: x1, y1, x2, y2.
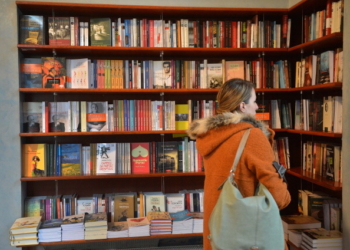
(16, 1, 288, 18)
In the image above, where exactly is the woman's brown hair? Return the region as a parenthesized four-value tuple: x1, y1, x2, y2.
(216, 78, 255, 114)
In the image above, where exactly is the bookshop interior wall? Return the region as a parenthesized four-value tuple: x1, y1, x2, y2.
(0, 0, 349, 249)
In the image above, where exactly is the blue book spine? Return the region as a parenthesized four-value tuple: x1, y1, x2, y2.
(145, 60, 150, 89)
(56, 144, 62, 176)
(123, 100, 129, 131)
(124, 19, 130, 47)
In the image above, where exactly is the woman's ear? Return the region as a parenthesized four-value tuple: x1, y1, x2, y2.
(239, 102, 245, 113)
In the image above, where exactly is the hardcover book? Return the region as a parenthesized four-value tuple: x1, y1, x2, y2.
(156, 141, 179, 173)
(90, 18, 112, 46)
(19, 15, 44, 45)
(87, 101, 108, 132)
(60, 144, 82, 176)
(207, 63, 223, 88)
(20, 58, 42, 88)
(281, 215, 321, 233)
(225, 60, 245, 80)
(114, 193, 135, 222)
(22, 144, 46, 177)
(153, 61, 172, 89)
(10, 216, 42, 235)
(22, 102, 43, 133)
(40, 218, 63, 229)
(42, 57, 66, 88)
(130, 142, 150, 174)
(49, 102, 71, 132)
(48, 17, 71, 45)
(95, 143, 117, 174)
(84, 212, 107, 227)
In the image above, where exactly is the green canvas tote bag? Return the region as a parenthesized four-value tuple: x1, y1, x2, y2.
(209, 129, 284, 250)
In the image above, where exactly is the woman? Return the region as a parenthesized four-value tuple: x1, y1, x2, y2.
(187, 78, 291, 250)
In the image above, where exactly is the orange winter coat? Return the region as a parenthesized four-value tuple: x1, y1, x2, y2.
(187, 112, 291, 250)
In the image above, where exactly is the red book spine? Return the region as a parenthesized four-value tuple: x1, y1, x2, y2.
(325, 0, 332, 35)
(231, 21, 237, 48)
(282, 14, 288, 48)
(149, 20, 154, 47)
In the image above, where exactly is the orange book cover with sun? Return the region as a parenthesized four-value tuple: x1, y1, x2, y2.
(130, 142, 150, 174)
(22, 144, 46, 177)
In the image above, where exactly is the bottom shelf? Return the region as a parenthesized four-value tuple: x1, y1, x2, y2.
(26, 233, 203, 247)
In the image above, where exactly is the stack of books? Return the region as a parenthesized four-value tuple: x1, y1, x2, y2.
(147, 211, 172, 235)
(38, 219, 62, 243)
(107, 221, 129, 238)
(281, 214, 321, 247)
(301, 228, 342, 250)
(192, 212, 204, 233)
(127, 217, 150, 237)
(84, 212, 108, 240)
(170, 210, 193, 234)
(61, 214, 85, 241)
(9, 216, 41, 247)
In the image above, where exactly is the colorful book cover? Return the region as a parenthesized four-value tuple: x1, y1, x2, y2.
(90, 18, 112, 46)
(156, 141, 179, 173)
(87, 101, 108, 131)
(84, 212, 107, 227)
(175, 104, 189, 130)
(144, 192, 166, 214)
(20, 58, 42, 88)
(60, 144, 81, 176)
(207, 63, 223, 88)
(19, 15, 44, 45)
(127, 217, 150, 227)
(48, 17, 71, 45)
(130, 142, 150, 174)
(24, 196, 46, 218)
(114, 194, 135, 222)
(42, 57, 66, 88)
(95, 143, 116, 174)
(49, 102, 71, 132)
(22, 144, 46, 177)
(153, 61, 172, 89)
(10, 216, 42, 234)
(169, 209, 192, 221)
(22, 102, 43, 133)
(66, 58, 89, 89)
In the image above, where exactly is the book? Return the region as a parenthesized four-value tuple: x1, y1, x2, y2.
(127, 217, 150, 237)
(107, 221, 129, 238)
(19, 15, 44, 45)
(156, 141, 179, 173)
(22, 102, 43, 133)
(49, 102, 71, 132)
(319, 50, 334, 84)
(130, 142, 150, 174)
(75, 196, 95, 214)
(10, 238, 38, 246)
(114, 193, 135, 222)
(22, 144, 46, 177)
(84, 212, 107, 227)
(48, 17, 71, 45)
(40, 218, 63, 229)
(207, 63, 223, 88)
(60, 144, 81, 176)
(281, 215, 321, 234)
(225, 60, 245, 80)
(95, 143, 117, 174)
(166, 193, 185, 213)
(147, 211, 172, 222)
(87, 101, 108, 131)
(66, 58, 89, 88)
(10, 216, 42, 234)
(9, 232, 37, 241)
(90, 18, 112, 46)
(153, 60, 173, 88)
(42, 57, 66, 88)
(20, 58, 42, 88)
(175, 104, 189, 130)
(61, 213, 85, 226)
(144, 192, 166, 214)
(302, 228, 342, 246)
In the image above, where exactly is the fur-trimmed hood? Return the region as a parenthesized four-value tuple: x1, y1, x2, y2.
(187, 112, 271, 140)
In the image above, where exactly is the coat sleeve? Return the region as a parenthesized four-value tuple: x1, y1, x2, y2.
(244, 129, 291, 210)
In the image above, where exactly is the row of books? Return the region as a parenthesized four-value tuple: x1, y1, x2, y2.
(22, 140, 203, 177)
(282, 214, 342, 249)
(303, 0, 343, 43)
(19, 14, 291, 49)
(302, 141, 342, 182)
(10, 211, 203, 245)
(298, 190, 342, 231)
(295, 48, 343, 88)
(24, 190, 203, 223)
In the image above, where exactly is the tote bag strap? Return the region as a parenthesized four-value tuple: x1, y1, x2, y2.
(231, 129, 251, 173)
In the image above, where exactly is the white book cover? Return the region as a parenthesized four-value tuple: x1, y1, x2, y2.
(22, 102, 43, 133)
(76, 197, 95, 215)
(95, 143, 117, 174)
(49, 101, 71, 132)
(153, 60, 172, 89)
(68, 58, 89, 88)
(165, 193, 185, 213)
(322, 96, 334, 132)
(144, 192, 166, 214)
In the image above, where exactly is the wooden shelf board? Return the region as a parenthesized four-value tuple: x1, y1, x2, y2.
(20, 131, 187, 137)
(21, 172, 205, 181)
(21, 233, 203, 246)
(287, 167, 342, 191)
(285, 129, 342, 138)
